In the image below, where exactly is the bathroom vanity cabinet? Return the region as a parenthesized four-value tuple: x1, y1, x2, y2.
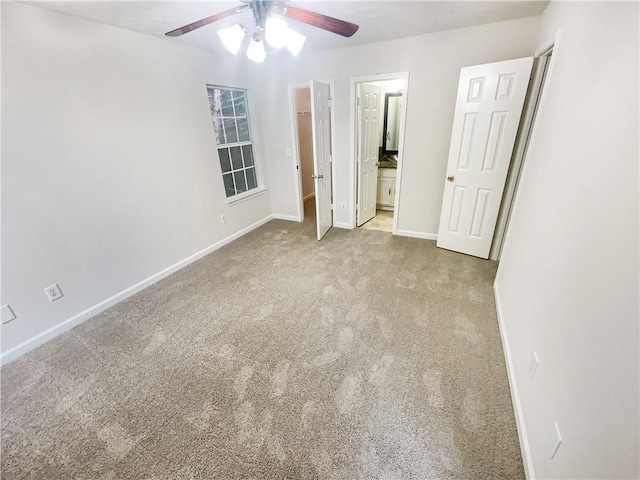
(377, 168, 396, 209)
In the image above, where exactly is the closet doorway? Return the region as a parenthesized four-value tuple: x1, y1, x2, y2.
(290, 81, 335, 238)
(293, 87, 315, 220)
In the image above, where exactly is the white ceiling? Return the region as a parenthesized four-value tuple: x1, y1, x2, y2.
(22, 1, 549, 56)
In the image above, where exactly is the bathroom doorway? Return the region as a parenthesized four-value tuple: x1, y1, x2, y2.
(350, 72, 409, 233)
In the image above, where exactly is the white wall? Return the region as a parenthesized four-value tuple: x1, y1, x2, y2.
(259, 16, 540, 232)
(494, 2, 639, 478)
(1, 2, 273, 358)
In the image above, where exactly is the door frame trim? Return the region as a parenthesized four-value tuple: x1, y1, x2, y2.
(493, 29, 563, 480)
(288, 82, 309, 223)
(490, 37, 560, 261)
(288, 79, 337, 225)
(349, 71, 410, 233)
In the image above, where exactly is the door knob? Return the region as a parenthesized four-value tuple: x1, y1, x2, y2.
(312, 174, 324, 179)
(447, 175, 455, 182)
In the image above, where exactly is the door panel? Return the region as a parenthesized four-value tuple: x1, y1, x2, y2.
(310, 80, 332, 240)
(356, 83, 381, 226)
(437, 57, 533, 258)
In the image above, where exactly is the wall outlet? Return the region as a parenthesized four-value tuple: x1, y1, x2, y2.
(1, 305, 16, 324)
(550, 422, 562, 460)
(45, 283, 63, 302)
(529, 351, 540, 380)
(221, 214, 228, 224)
(341, 202, 346, 210)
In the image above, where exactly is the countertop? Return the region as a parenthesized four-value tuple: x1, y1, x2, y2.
(378, 160, 397, 169)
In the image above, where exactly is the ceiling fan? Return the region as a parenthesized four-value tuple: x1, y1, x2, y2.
(165, 0, 359, 62)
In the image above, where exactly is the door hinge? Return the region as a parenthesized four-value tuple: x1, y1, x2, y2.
(330, 203, 334, 210)
(329, 155, 333, 163)
(357, 97, 360, 106)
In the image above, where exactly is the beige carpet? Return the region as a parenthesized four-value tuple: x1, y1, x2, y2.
(1, 205, 523, 479)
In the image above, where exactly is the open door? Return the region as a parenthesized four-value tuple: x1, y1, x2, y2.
(356, 83, 381, 226)
(437, 57, 533, 258)
(310, 80, 332, 240)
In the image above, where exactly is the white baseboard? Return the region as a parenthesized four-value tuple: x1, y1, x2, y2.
(494, 283, 535, 479)
(0, 215, 275, 366)
(303, 192, 315, 201)
(334, 222, 352, 229)
(395, 229, 438, 240)
(271, 213, 301, 222)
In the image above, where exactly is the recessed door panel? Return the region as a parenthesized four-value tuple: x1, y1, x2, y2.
(437, 57, 533, 258)
(448, 186, 466, 233)
(356, 83, 382, 226)
(457, 113, 479, 171)
(470, 189, 491, 238)
(310, 80, 332, 240)
(468, 77, 485, 103)
(482, 111, 508, 172)
(496, 74, 515, 100)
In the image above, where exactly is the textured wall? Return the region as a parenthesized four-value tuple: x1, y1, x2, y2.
(495, 2, 640, 478)
(258, 16, 540, 233)
(1, 2, 273, 355)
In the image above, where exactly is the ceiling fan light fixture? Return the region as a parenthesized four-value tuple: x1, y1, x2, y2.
(246, 38, 266, 63)
(168, 0, 357, 63)
(285, 28, 306, 57)
(265, 17, 289, 48)
(217, 24, 244, 55)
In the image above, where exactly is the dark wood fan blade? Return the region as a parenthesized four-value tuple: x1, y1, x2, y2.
(281, 4, 359, 37)
(165, 5, 249, 37)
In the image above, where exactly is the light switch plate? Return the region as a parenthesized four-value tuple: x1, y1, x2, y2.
(529, 351, 540, 380)
(551, 422, 562, 460)
(1, 305, 16, 324)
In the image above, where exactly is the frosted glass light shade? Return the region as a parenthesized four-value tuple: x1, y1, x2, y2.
(246, 38, 266, 63)
(265, 17, 288, 48)
(285, 28, 306, 56)
(218, 24, 244, 55)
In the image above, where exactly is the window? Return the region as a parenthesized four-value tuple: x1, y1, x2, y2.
(207, 86, 259, 198)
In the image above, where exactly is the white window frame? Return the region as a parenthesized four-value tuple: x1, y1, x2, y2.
(206, 85, 265, 204)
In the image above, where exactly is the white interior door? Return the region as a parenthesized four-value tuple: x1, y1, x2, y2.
(437, 57, 533, 258)
(356, 83, 381, 226)
(310, 80, 332, 240)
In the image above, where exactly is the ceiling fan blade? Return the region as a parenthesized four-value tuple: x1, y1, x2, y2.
(280, 4, 359, 37)
(165, 5, 250, 37)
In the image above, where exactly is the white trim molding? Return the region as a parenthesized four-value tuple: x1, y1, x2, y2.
(0, 214, 276, 365)
(271, 213, 301, 222)
(225, 187, 268, 206)
(333, 222, 352, 230)
(395, 230, 438, 241)
(494, 283, 535, 479)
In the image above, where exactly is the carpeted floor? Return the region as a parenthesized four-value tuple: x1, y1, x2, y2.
(1, 201, 523, 479)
